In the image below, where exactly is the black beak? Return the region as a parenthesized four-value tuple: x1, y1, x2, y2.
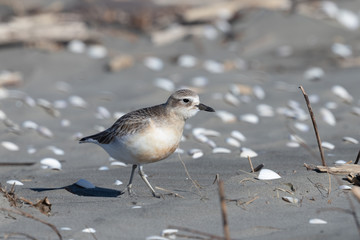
(197, 103, 215, 112)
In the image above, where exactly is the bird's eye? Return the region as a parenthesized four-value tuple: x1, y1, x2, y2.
(182, 98, 190, 103)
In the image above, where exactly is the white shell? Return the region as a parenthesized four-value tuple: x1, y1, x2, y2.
(339, 185, 352, 190)
(223, 92, 240, 107)
(282, 196, 299, 204)
(162, 228, 178, 238)
(332, 85, 353, 103)
(61, 119, 71, 127)
(304, 67, 324, 81)
(240, 147, 258, 158)
(60, 227, 72, 231)
(113, 180, 123, 185)
(47, 146, 65, 155)
(325, 101, 337, 109)
(226, 137, 241, 147)
(212, 147, 231, 154)
(192, 128, 220, 137)
(6, 180, 24, 186)
(87, 45, 107, 59)
(55, 81, 72, 93)
(331, 43, 352, 58)
(335, 160, 347, 165)
(320, 108, 336, 126)
(146, 236, 168, 240)
(309, 218, 327, 224)
(256, 104, 274, 117)
(203, 60, 224, 73)
(0, 109, 7, 120)
(37, 126, 54, 138)
(69, 95, 87, 108)
(257, 169, 281, 180)
(188, 149, 204, 159)
(240, 114, 259, 124)
(96, 106, 111, 119)
(253, 85, 266, 100)
(82, 228, 96, 233)
(336, 9, 359, 30)
(321, 141, 335, 150)
(154, 78, 175, 92)
(352, 107, 360, 116)
(75, 179, 95, 189)
(27, 146, 37, 154)
(110, 161, 127, 167)
(67, 40, 86, 53)
(53, 100, 67, 109)
(40, 158, 62, 170)
(177, 55, 198, 68)
(286, 141, 300, 148)
(321, 1, 338, 18)
(1, 141, 19, 151)
(294, 122, 309, 132)
(342, 136, 359, 144)
(215, 110, 237, 123)
(231, 130, 246, 142)
(98, 166, 109, 171)
(191, 76, 208, 87)
(144, 57, 164, 71)
(22, 120, 38, 129)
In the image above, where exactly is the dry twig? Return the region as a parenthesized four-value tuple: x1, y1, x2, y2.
(218, 180, 230, 240)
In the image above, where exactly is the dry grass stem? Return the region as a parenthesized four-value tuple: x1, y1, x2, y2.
(247, 156, 254, 172)
(218, 180, 231, 240)
(178, 154, 203, 196)
(299, 85, 326, 166)
(168, 225, 224, 240)
(155, 186, 185, 198)
(355, 150, 360, 165)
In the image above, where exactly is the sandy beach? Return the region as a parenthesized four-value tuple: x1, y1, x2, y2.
(0, 1, 360, 239)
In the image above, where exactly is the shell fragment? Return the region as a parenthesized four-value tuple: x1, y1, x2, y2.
(257, 169, 281, 180)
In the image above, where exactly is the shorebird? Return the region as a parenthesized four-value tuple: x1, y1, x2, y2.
(79, 89, 215, 198)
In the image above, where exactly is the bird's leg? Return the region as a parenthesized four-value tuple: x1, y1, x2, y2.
(138, 165, 160, 198)
(126, 164, 137, 196)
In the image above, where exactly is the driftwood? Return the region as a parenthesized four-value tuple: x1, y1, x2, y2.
(316, 165, 360, 175)
(0, 13, 97, 45)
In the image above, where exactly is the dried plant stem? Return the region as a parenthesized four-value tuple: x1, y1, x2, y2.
(218, 180, 231, 240)
(247, 156, 254, 172)
(168, 225, 223, 240)
(354, 150, 360, 165)
(178, 154, 202, 196)
(0, 208, 62, 240)
(299, 86, 327, 166)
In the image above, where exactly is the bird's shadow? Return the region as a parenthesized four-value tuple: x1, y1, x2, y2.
(31, 184, 123, 198)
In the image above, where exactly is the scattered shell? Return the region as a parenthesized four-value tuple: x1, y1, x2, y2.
(177, 55, 198, 68)
(257, 169, 281, 180)
(72, 132, 83, 140)
(203, 60, 224, 73)
(253, 85, 266, 100)
(188, 149, 204, 159)
(321, 141, 335, 150)
(336, 9, 359, 30)
(231, 130, 246, 142)
(162, 229, 178, 239)
(175, 148, 184, 154)
(192, 128, 220, 137)
(144, 57, 164, 71)
(212, 147, 231, 154)
(240, 147, 258, 158)
(286, 141, 300, 148)
(98, 166, 109, 171)
(335, 160, 347, 165)
(320, 108, 336, 126)
(69, 95, 87, 108)
(61, 119, 71, 127)
(55, 81, 72, 93)
(53, 100, 68, 109)
(27, 146, 37, 154)
(282, 196, 299, 204)
(110, 161, 127, 167)
(37, 126, 54, 138)
(40, 158, 62, 170)
(1, 141, 19, 151)
(223, 92, 240, 107)
(47, 146, 65, 155)
(24, 96, 36, 107)
(331, 43, 352, 58)
(309, 94, 320, 104)
(304, 67, 324, 81)
(215, 110, 237, 123)
(289, 134, 306, 144)
(256, 104, 274, 117)
(96, 106, 111, 119)
(113, 112, 125, 119)
(191, 76, 208, 87)
(309, 218, 327, 224)
(108, 55, 134, 72)
(325, 101, 337, 109)
(87, 45, 108, 59)
(6, 180, 24, 186)
(37, 98, 60, 117)
(342, 136, 358, 144)
(82, 228, 96, 233)
(240, 114, 259, 124)
(331, 85, 353, 103)
(321, 1, 338, 18)
(226, 137, 241, 147)
(154, 78, 175, 92)
(352, 107, 360, 116)
(60, 227, 72, 231)
(0, 109, 6, 120)
(0, 70, 23, 87)
(75, 179, 96, 189)
(132, 206, 142, 209)
(67, 40, 86, 53)
(294, 122, 309, 132)
(146, 236, 168, 240)
(114, 180, 123, 185)
(339, 185, 352, 190)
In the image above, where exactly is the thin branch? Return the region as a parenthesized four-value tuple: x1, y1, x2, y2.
(218, 180, 230, 240)
(354, 150, 360, 164)
(247, 156, 254, 172)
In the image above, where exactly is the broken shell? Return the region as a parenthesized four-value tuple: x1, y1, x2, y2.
(87, 45, 107, 59)
(82, 228, 96, 233)
(282, 196, 299, 204)
(75, 179, 95, 189)
(55, 81, 72, 93)
(335, 160, 347, 165)
(240, 147, 258, 158)
(321, 1, 338, 18)
(177, 55, 198, 68)
(27, 146, 37, 154)
(47, 146, 65, 155)
(223, 92, 240, 107)
(53, 100, 68, 109)
(188, 149, 204, 159)
(0, 109, 6, 120)
(37, 126, 54, 138)
(212, 147, 231, 154)
(110, 161, 127, 167)
(146, 236, 168, 240)
(1, 141, 19, 151)
(203, 60, 224, 73)
(69, 95, 87, 108)
(331, 43, 352, 58)
(320, 108, 336, 126)
(321, 141, 335, 150)
(154, 78, 175, 92)
(215, 110, 237, 123)
(6, 180, 23, 186)
(60, 227, 72, 231)
(294, 122, 309, 132)
(339, 185, 352, 190)
(286, 141, 300, 148)
(226, 137, 241, 147)
(309, 218, 327, 224)
(98, 166, 109, 171)
(40, 158, 62, 170)
(231, 130, 246, 142)
(304, 67, 324, 81)
(37, 98, 60, 117)
(240, 114, 259, 124)
(162, 229, 178, 239)
(192, 128, 220, 137)
(352, 107, 360, 116)
(257, 104, 274, 117)
(332, 85, 353, 103)
(96, 106, 111, 119)
(144, 57, 163, 71)
(336, 9, 359, 30)
(61, 119, 71, 127)
(342, 136, 359, 144)
(253, 85, 265, 100)
(67, 40, 86, 53)
(113, 180, 123, 185)
(191, 76, 208, 87)
(257, 169, 281, 180)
